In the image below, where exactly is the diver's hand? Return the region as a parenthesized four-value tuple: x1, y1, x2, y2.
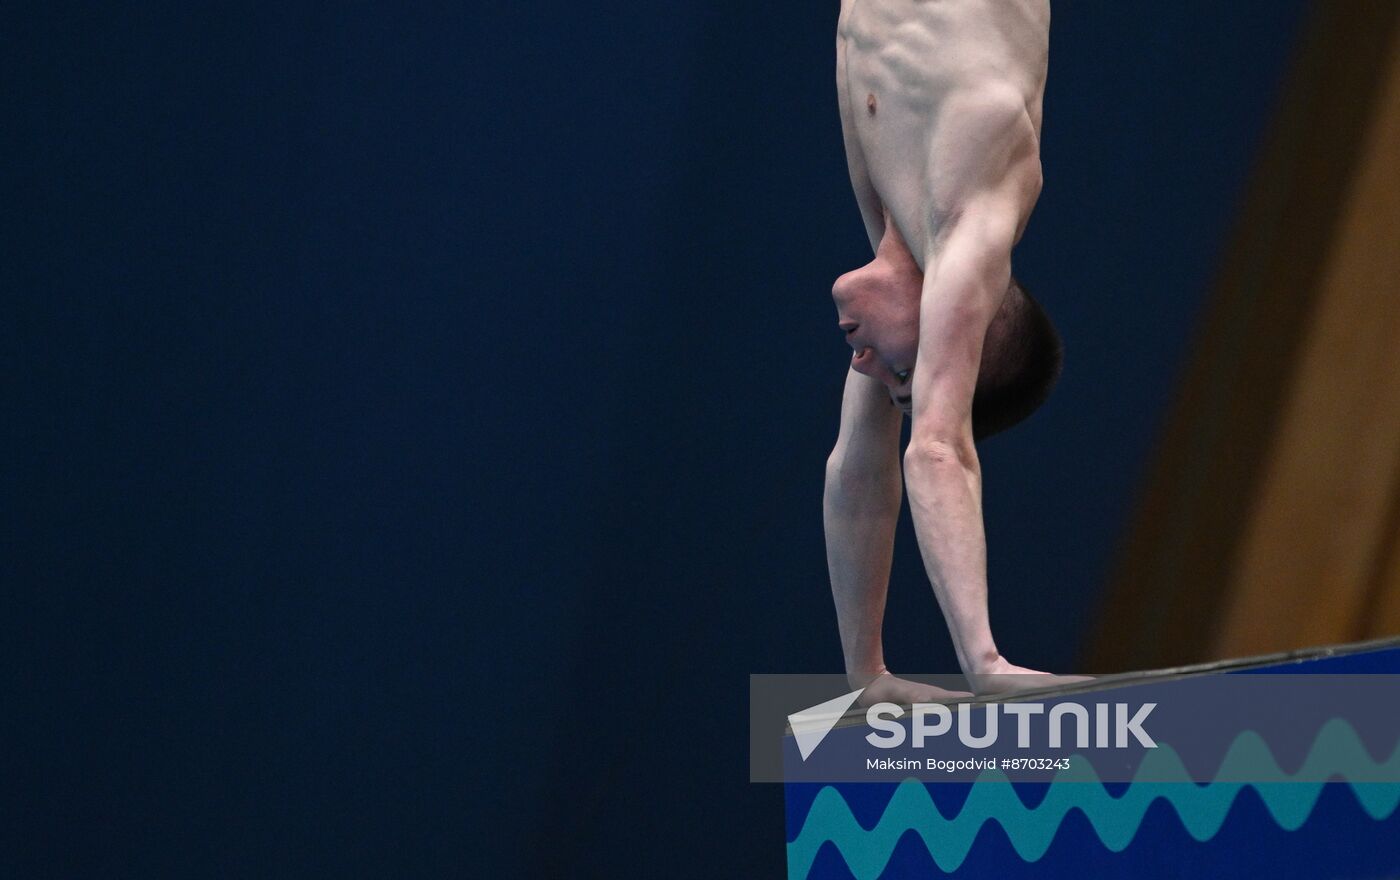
(855, 670, 971, 707)
(970, 656, 1093, 696)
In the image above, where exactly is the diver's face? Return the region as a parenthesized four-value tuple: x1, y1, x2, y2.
(831, 231, 922, 411)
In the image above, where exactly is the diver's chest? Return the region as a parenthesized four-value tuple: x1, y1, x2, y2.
(840, 0, 1042, 104)
(841, 5, 985, 104)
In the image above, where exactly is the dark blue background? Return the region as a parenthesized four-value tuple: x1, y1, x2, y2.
(9, 2, 1305, 876)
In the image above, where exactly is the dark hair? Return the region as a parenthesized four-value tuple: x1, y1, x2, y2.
(971, 280, 1063, 441)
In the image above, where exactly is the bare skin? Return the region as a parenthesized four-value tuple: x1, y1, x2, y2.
(826, 0, 1082, 698)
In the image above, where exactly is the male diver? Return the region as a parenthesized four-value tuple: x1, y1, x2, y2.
(826, 0, 1078, 702)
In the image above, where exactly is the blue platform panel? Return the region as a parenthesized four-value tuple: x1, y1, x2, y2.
(784, 638, 1400, 879)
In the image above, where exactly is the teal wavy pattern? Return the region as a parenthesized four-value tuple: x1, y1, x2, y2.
(787, 718, 1400, 879)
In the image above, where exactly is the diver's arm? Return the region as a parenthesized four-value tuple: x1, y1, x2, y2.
(899, 85, 1060, 691)
(904, 203, 1084, 694)
(823, 366, 903, 687)
(901, 205, 1015, 681)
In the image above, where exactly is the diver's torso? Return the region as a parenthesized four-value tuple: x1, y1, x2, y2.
(837, 0, 1048, 255)
(838, 0, 1048, 111)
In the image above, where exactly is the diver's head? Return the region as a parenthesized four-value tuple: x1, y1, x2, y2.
(831, 227, 1061, 436)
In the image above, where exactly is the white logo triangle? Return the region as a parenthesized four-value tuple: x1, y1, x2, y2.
(788, 688, 865, 761)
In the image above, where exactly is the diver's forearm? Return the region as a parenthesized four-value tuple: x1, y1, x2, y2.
(823, 458, 902, 685)
(902, 438, 1001, 676)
